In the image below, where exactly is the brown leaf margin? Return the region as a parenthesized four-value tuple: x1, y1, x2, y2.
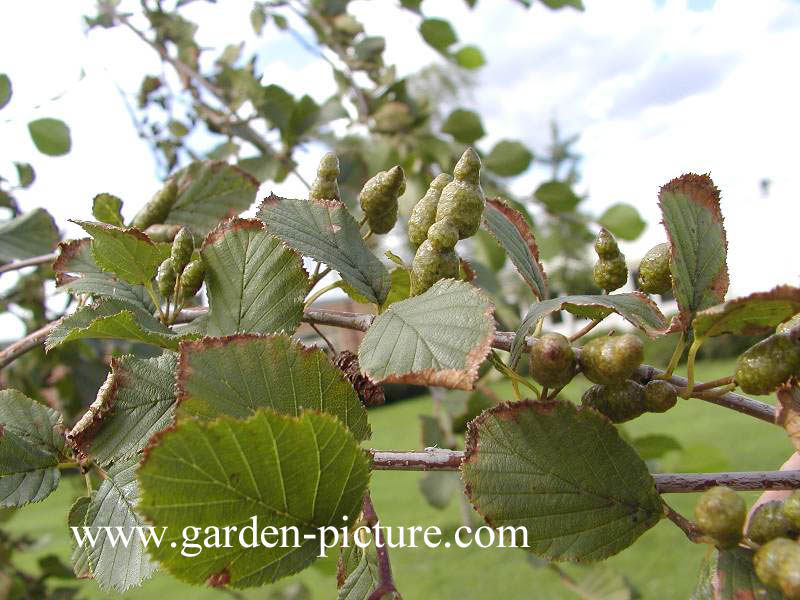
(71, 220, 156, 245)
(52, 238, 91, 287)
(482, 196, 548, 300)
(658, 173, 729, 323)
(361, 280, 496, 391)
(66, 361, 123, 460)
(693, 285, 800, 338)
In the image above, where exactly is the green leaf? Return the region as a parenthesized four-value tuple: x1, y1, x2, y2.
(631, 434, 682, 461)
(28, 118, 71, 156)
(461, 400, 662, 561)
(442, 109, 485, 145)
(0, 389, 64, 507)
(419, 18, 458, 51)
(14, 162, 35, 188)
(238, 154, 278, 182)
(202, 218, 308, 336)
(250, 4, 267, 34)
(484, 141, 533, 177)
(164, 160, 260, 237)
(289, 95, 320, 140)
(598, 203, 646, 241)
(510, 293, 669, 367)
(358, 279, 494, 390)
(534, 181, 581, 212)
(337, 535, 380, 600)
(447, 385, 499, 433)
(92, 193, 124, 227)
(0, 74, 11, 110)
(419, 471, 461, 510)
(53, 239, 154, 312)
(569, 564, 638, 600)
(540, 0, 585, 9)
(382, 267, 411, 310)
(0, 208, 59, 261)
(692, 285, 800, 338)
(419, 415, 446, 448)
(138, 409, 371, 588)
(482, 197, 547, 300)
(73, 220, 168, 285)
(658, 173, 728, 322)
(453, 45, 486, 70)
(177, 333, 370, 441)
(83, 457, 158, 591)
(257, 194, 391, 305)
(699, 547, 784, 599)
(167, 119, 189, 138)
(68, 496, 92, 578)
(354, 37, 385, 62)
(45, 299, 184, 351)
(260, 84, 295, 131)
(68, 353, 177, 466)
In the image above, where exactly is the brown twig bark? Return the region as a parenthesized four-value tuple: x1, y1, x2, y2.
(362, 493, 400, 600)
(0, 252, 58, 275)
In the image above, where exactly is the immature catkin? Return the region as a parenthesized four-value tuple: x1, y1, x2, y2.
(308, 152, 340, 202)
(592, 228, 628, 292)
(156, 258, 177, 300)
(434, 148, 485, 240)
(410, 240, 458, 296)
(358, 165, 406, 234)
(131, 178, 179, 230)
(407, 174, 452, 248)
(170, 227, 194, 274)
(179, 259, 205, 302)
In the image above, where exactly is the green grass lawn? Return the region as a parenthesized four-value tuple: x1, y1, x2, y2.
(4, 358, 791, 599)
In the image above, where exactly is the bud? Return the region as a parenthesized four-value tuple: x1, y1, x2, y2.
(309, 152, 340, 202)
(358, 166, 405, 234)
(694, 486, 746, 549)
(408, 174, 452, 248)
(529, 333, 576, 389)
(179, 259, 205, 302)
(170, 227, 194, 274)
(638, 243, 672, 295)
(581, 381, 646, 423)
(579, 334, 644, 385)
(131, 178, 178, 230)
(156, 258, 177, 300)
(435, 148, 485, 240)
(735, 333, 800, 395)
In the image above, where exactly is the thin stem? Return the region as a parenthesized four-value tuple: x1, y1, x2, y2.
(57, 461, 80, 470)
(659, 333, 686, 379)
(692, 376, 735, 393)
(84, 471, 93, 495)
(540, 386, 549, 402)
(569, 318, 603, 342)
(533, 317, 544, 338)
(358, 215, 368, 229)
(304, 280, 341, 308)
(363, 229, 374, 242)
(691, 383, 737, 400)
(546, 563, 595, 600)
(362, 493, 400, 600)
(144, 281, 167, 323)
(0, 318, 63, 369)
(662, 499, 703, 542)
(0, 252, 58, 275)
(685, 337, 705, 395)
(309, 322, 336, 354)
(308, 266, 331, 289)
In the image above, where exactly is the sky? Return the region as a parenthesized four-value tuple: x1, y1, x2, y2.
(1, 0, 799, 334)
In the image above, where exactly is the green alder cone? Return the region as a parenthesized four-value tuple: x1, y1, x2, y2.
(593, 255, 628, 292)
(308, 152, 340, 202)
(786, 492, 800, 528)
(778, 313, 800, 334)
(748, 501, 798, 545)
(358, 165, 406, 234)
(170, 227, 194, 274)
(529, 332, 576, 389)
(408, 173, 453, 248)
(579, 334, 644, 385)
(638, 242, 672, 295)
(780, 548, 800, 599)
(581, 380, 646, 423)
(179, 259, 205, 302)
(427, 218, 459, 251)
(755, 538, 797, 588)
(410, 240, 458, 296)
(156, 257, 177, 299)
(131, 178, 178, 230)
(643, 380, 678, 413)
(734, 333, 800, 395)
(144, 223, 182, 242)
(694, 486, 746, 549)
(594, 227, 620, 260)
(435, 148, 485, 240)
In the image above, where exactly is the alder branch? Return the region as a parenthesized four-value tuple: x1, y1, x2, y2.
(1, 307, 777, 426)
(370, 449, 800, 493)
(0, 252, 58, 275)
(662, 500, 703, 542)
(362, 492, 400, 600)
(0, 318, 62, 369)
